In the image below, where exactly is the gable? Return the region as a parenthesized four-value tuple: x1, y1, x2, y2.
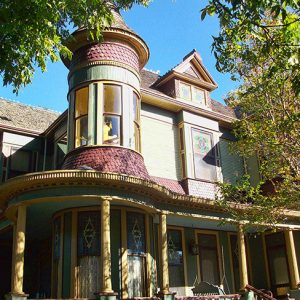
(183, 64, 205, 80)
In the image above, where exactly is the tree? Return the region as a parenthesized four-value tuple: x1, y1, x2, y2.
(0, 0, 149, 93)
(202, 0, 300, 225)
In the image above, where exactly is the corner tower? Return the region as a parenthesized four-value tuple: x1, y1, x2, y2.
(62, 6, 150, 177)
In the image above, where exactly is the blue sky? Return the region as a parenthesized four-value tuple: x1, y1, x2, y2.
(0, 0, 237, 113)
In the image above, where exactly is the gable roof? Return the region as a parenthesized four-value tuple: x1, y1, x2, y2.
(140, 69, 237, 120)
(0, 97, 60, 135)
(154, 49, 218, 91)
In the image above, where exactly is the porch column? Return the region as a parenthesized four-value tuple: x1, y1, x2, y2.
(10, 205, 27, 298)
(285, 229, 300, 289)
(237, 224, 249, 291)
(160, 212, 169, 294)
(101, 198, 113, 293)
(98, 198, 117, 300)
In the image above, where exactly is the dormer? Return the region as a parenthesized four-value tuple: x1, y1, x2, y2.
(153, 49, 217, 110)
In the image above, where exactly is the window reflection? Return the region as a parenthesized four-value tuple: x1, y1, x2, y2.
(103, 116, 120, 145)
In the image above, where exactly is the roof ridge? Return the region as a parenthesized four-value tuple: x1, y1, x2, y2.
(0, 96, 61, 115)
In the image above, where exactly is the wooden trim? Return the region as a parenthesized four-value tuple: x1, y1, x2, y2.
(146, 214, 152, 296)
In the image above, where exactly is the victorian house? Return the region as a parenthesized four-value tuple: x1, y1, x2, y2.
(1, 6, 300, 300)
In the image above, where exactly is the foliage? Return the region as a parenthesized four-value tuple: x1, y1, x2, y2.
(0, 0, 149, 93)
(202, 0, 300, 224)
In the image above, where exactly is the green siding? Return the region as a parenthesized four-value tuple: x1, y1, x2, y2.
(184, 228, 198, 287)
(219, 138, 244, 184)
(248, 234, 268, 288)
(246, 156, 260, 186)
(69, 65, 140, 91)
(111, 210, 121, 296)
(62, 212, 72, 298)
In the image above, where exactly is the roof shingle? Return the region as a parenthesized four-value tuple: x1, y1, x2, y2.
(0, 97, 60, 133)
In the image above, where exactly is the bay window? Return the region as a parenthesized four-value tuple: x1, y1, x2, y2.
(72, 83, 141, 152)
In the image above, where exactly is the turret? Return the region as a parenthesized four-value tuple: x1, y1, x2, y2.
(61, 5, 150, 178)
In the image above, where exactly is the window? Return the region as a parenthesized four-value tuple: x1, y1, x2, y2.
(179, 82, 206, 106)
(103, 84, 122, 145)
(133, 92, 141, 151)
(7, 148, 36, 179)
(265, 232, 290, 295)
(74, 87, 88, 148)
(168, 229, 185, 287)
(127, 212, 146, 298)
(197, 232, 220, 285)
(77, 211, 101, 298)
(191, 128, 217, 181)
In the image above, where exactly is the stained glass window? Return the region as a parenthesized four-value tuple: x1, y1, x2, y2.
(192, 128, 217, 181)
(168, 229, 185, 287)
(77, 211, 100, 256)
(127, 212, 145, 254)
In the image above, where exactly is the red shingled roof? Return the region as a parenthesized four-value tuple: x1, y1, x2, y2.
(150, 176, 186, 195)
(62, 146, 151, 180)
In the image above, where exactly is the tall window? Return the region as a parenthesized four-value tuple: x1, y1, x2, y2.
(133, 92, 141, 151)
(265, 232, 290, 295)
(127, 212, 146, 298)
(77, 211, 101, 298)
(168, 229, 185, 287)
(75, 87, 88, 148)
(191, 128, 217, 181)
(179, 127, 186, 178)
(197, 232, 220, 285)
(103, 84, 122, 145)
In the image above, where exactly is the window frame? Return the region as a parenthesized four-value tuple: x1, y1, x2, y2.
(191, 127, 217, 181)
(179, 81, 206, 106)
(195, 229, 222, 286)
(167, 226, 188, 290)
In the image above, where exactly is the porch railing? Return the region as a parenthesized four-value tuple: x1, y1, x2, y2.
(245, 284, 276, 300)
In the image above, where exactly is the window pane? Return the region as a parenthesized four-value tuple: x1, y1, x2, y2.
(103, 84, 121, 114)
(75, 87, 88, 118)
(75, 116, 88, 147)
(192, 129, 216, 181)
(198, 233, 220, 285)
(193, 87, 205, 105)
(180, 83, 191, 100)
(103, 115, 120, 145)
(168, 230, 185, 287)
(128, 256, 146, 298)
(127, 212, 145, 254)
(77, 211, 100, 257)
